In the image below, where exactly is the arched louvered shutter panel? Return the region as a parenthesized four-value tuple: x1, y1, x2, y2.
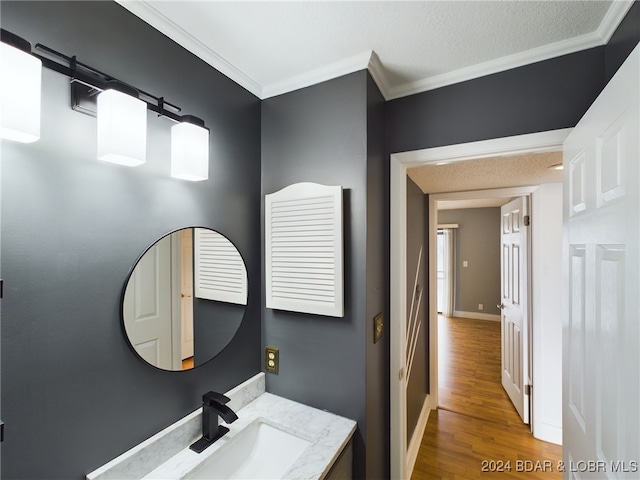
(265, 182, 344, 317)
(194, 228, 247, 305)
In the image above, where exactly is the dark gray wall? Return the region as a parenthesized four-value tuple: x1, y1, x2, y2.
(0, 2, 261, 479)
(261, 71, 389, 479)
(364, 73, 389, 478)
(193, 300, 245, 366)
(405, 179, 428, 442)
(387, 0, 640, 156)
(438, 208, 501, 316)
(605, 1, 640, 82)
(387, 47, 606, 154)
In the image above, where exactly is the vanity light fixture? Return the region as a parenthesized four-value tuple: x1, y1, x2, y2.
(0, 30, 42, 143)
(0, 28, 212, 178)
(97, 82, 147, 166)
(171, 115, 209, 181)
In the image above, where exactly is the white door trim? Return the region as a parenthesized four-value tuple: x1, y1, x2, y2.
(390, 128, 572, 480)
(170, 231, 183, 371)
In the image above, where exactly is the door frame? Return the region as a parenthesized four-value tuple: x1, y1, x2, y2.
(390, 128, 572, 479)
(170, 231, 183, 370)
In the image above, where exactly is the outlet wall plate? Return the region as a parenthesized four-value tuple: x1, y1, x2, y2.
(265, 346, 279, 374)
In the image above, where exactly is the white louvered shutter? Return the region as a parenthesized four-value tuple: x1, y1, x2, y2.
(265, 183, 343, 317)
(194, 228, 247, 305)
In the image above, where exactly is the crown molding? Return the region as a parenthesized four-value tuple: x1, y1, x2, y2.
(386, 0, 634, 100)
(386, 31, 604, 100)
(118, 0, 633, 102)
(261, 51, 373, 99)
(115, 0, 262, 98)
(598, 0, 635, 43)
(367, 51, 393, 100)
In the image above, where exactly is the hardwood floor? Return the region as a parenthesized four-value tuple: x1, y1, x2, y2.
(182, 356, 194, 370)
(438, 315, 521, 428)
(411, 316, 562, 479)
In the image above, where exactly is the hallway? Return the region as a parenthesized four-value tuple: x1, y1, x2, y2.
(411, 316, 562, 479)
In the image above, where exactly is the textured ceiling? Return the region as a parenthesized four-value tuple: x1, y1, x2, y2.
(407, 151, 563, 194)
(437, 197, 515, 210)
(117, 0, 632, 99)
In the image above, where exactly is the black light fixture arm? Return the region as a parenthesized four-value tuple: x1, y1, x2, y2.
(32, 41, 185, 123)
(1, 28, 206, 127)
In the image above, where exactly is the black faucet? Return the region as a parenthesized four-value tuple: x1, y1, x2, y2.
(189, 391, 239, 453)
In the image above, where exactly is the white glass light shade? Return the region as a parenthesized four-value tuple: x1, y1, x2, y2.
(0, 42, 41, 143)
(97, 89, 147, 166)
(171, 121, 209, 181)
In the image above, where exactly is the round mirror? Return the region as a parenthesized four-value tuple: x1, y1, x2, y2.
(121, 227, 247, 371)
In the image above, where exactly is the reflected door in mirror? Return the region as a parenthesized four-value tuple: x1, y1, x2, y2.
(123, 235, 174, 369)
(122, 228, 247, 372)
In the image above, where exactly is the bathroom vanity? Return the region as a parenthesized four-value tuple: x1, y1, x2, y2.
(86, 373, 356, 480)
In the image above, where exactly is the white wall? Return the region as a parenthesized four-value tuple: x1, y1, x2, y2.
(531, 183, 563, 445)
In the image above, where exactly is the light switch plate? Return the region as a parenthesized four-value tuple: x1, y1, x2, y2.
(373, 313, 384, 344)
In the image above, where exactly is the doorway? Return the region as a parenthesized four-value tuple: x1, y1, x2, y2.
(431, 190, 535, 421)
(435, 226, 456, 317)
(435, 196, 528, 424)
(390, 129, 570, 479)
(436, 229, 445, 314)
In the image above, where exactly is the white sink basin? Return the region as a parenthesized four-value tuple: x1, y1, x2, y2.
(183, 420, 311, 480)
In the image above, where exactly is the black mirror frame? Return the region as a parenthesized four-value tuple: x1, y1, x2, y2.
(119, 226, 249, 372)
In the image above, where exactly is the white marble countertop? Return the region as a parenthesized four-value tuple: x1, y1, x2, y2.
(143, 392, 356, 480)
(87, 373, 356, 480)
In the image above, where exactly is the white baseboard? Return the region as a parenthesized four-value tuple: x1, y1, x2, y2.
(453, 310, 501, 322)
(533, 423, 562, 446)
(406, 395, 431, 477)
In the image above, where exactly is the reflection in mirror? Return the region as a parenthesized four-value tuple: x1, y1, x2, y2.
(122, 228, 247, 371)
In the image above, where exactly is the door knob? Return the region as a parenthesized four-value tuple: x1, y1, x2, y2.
(497, 303, 505, 309)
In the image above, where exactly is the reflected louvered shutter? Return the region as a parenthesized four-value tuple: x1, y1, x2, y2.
(194, 228, 247, 305)
(265, 183, 343, 317)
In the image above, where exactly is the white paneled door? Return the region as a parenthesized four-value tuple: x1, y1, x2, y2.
(123, 235, 173, 370)
(563, 44, 639, 478)
(500, 196, 530, 424)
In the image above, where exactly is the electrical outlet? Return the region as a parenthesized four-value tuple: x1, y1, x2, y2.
(478, 304, 483, 311)
(265, 346, 279, 374)
(463, 260, 468, 267)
